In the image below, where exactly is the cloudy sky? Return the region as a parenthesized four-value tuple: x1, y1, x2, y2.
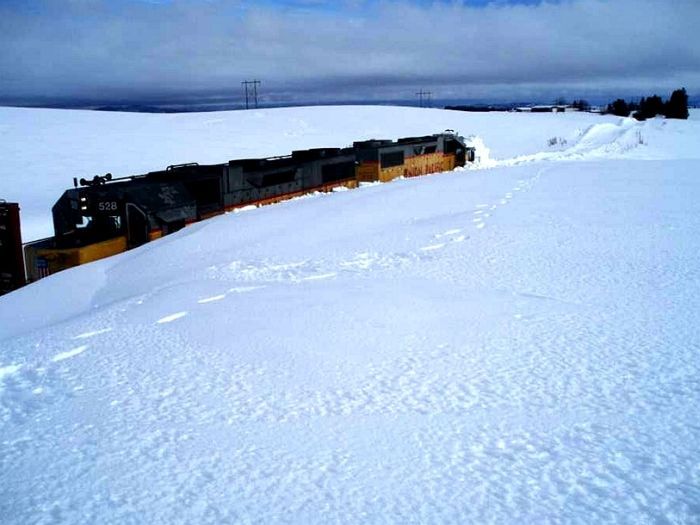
(1, 0, 698, 105)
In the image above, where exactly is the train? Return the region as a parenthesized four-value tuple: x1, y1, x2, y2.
(0, 131, 475, 294)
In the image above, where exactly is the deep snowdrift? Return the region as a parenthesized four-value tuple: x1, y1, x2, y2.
(1, 107, 700, 524)
(2, 105, 698, 241)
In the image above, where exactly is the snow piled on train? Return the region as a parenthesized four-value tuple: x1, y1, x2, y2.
(1, 107, 700, 524)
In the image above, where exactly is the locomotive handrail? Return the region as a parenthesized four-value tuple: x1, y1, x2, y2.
(76, 167, 196, 188)
(229, 154, 293, 164)
(166, 163, 200, 171)
(78, 173, 113, 187)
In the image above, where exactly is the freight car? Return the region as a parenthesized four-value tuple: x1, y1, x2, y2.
(6, 131, 474, 288)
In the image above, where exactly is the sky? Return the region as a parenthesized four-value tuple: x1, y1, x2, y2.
(0, 0, 698, 106)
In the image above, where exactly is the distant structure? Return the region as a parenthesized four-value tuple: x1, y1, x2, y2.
(416, 89, 432, 108)
(241, 80, 261, 109)
(515, 105, 574, 113)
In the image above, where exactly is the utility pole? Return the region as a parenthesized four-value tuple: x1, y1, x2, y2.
(253, 80, 260, 108)
(416, 89, 431, 108)
(242, 80, 261, 109)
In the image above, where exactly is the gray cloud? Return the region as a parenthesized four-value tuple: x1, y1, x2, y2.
(1, 0, 698, 103)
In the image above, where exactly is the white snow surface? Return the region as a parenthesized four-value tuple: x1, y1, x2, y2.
(6, 104, 699, 242)
(1, 106, 700, 524)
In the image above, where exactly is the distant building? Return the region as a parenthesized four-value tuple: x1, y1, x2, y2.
(516, 105, 577, 113)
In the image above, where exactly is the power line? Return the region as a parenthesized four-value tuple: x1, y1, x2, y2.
(242, 80, 261, 109)
(416, 89, 432, 108)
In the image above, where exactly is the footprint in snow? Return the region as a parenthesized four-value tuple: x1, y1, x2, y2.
(435, 228, 461, 238)
(156, 312, 188, 324)
(52, 345, 88, 363)
(72, 327, 112, 340)
(0, 363, 22, 381)
(197, 294, 226, 304)
(420, 243, 444, 252)
(437, 229, 467, 244)
(300, 272, 337, 282)
(476, 223, 485, 229)
(228, 285, 266, 293)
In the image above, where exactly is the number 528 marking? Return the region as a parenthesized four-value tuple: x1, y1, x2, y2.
(98, 201, 118, 212)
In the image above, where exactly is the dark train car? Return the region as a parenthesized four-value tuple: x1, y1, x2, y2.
(0, 201, 25, 294)
(22, 148, 361, 281)
(223, 146, 357, 210)
(355, 132, 472, 183)
(20, 132, 474, 283)
(24, 165, 226, 281)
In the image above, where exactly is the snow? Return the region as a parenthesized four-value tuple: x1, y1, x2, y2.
(0, 105, 627, 241)
(51, 345, 88, 363)
(1, 106, 700, 524)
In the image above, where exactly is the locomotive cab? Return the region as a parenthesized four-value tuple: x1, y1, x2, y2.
(24, 176, 198, 281)
(443, 137, 466, 166)
(52, 188, 123, 244)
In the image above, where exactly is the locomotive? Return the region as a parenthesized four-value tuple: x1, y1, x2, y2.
(2, 131, 474, 291)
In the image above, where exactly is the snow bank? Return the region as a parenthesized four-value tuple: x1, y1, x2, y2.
(1, 107, 700, 524)
(1, 105, 620, 241)
(3, 106, 699, 241)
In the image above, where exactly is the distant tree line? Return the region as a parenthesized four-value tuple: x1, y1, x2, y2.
(605, 88, 689, 120)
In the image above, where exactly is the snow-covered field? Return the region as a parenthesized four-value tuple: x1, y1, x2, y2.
(1, 106, 700, 524)
(0, 105, 628, 242)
